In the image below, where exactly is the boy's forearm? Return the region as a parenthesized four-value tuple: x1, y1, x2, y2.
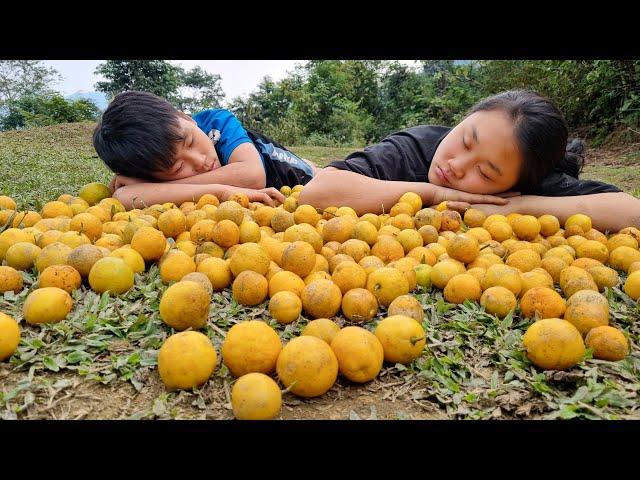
(166, 162, 266, 189)
(112, 183, 229, 210)
(471, 192, 640, 232)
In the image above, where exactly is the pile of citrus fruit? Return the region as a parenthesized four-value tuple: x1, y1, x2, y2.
(0, 182, 638, 420)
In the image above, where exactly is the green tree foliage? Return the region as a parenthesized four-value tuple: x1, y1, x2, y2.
(0, 94, 101, 130)
(0, 60, 61, 108)
(94, 61, 226, 114)
(229, 60, 640, 146)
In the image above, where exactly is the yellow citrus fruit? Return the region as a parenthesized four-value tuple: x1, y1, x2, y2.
(131, 226, 167, 262)
(39, 265, 81, 294)
(523, 318, 585, 370)
(330, 326, 384, 383)
(607, 234, 638, 253)
(276, 335, 338, 397)
(301, 279, 343, 319)
(481, 264, 522, 297)
(447, 233, 479, 264)
(268, 270, 305, 298)
(575, 240, 609, 264)
(88, 257, 134, 295)
(538, 214, 560, 237)
(540, 255, 568, 283)
(506, 249, 541, 273)
(388, 294, 424, 323)
(559, 266, 598, 298)
(623, 270, 640, 301)
(157, 208, 187, 238)
(444, 273, 481, 304)
(585, 326, 629, 361)
(229, 242, 271, 277)
(159, 250, 196, 284)
(565, 214, 592, 234)
(486, 221, 513, 242)
(232, 270, 268, 306)
(375, 315, 426, 364)
(159, 280, 210, 330)
(281, 241, 316, 278)
(231, 372, 282, 420)
(23, 287, 72, 324)
(0, 312, 20, 361)
(586, 265, 619, 292)
(414, 264, 433, 289)
(4, 242, 42, 271)
(331, 262, 367, 294)
(158, 331, 217, 390)
(269, 291, 302, 324)
(512, 215, 541, 241)
(109, 246, 145, 274)
(430, 259, 466, 290)
(564, 301, 609, 337)
(301, 318, 341, 345)
(78, 182, 111, 206)
(519, 287, 566, 319)
(366, 267, 409, 307)
(480, 286, 517, 318)
(341, 288, 378, 323)
(196, 257, 231, 292)
(520, 270, 554, 295)
(181, 272, 213, 295)
(610, 246, 640, 273)
(35, 242, 72, 273)
(0, 266, 24, 293)
(222, 320, 282, 377)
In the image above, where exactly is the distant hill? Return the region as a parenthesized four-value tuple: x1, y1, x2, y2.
(65, 91, 109, 111)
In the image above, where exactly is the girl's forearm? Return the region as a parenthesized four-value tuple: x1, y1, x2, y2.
(472, 192, 640, 232)
(113, 183, 229, 210)
(298, 169, 435, 215)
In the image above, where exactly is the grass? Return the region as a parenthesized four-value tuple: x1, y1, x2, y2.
(1, 122, 640, 420)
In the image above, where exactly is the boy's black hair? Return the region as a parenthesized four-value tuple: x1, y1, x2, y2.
(469, 90, 585, 194)
(92, 90, 186, 180)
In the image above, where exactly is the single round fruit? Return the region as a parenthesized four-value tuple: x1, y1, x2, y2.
(447, 233, 479, 264)
(624, 270, 640, 300)
(523, 318, 586, 370)
(480, 286, 517, 319)
(231, 373, 282, 420)
(585, 326, 629, 361)
(276, 336, 338, 397)
(88, 257, 134, 295)
(39, 265, 81, 294)
(341, 288, 378, 323)
(269, 291, 302, 324)
(301, 319, 341, 345)
(159, 250, 196, 284)
(222, 320, 282, 377)
(330, 326, 384, 383)
(159, 281, 211, 330)
(131, 226, 167, 262)
(67, 244, 104, 278)
(23, 287, 73, 324)
(375, 315, 426, 364)
(232, 271, 268, 306)
(519, 287, 566, 320)
(79, 182, 112, 206)
(301, 279, 342, 319)
(0, 312, 20, 361)
(158, 331, 217, 390)
(388, 294, 424, 323)
(4, 242, 42, 271)
(366, 267, 409, 307)
(0, 266, 24, 293)
(444, 273, 481, 304)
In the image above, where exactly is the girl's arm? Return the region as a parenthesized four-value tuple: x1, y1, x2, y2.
(469, 192, 640, 232)
(166, 143, 266, 189)
(298, 167, 509, 216)
(112, 182, 281, 210)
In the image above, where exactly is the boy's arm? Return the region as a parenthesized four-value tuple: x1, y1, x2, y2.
(298, 167, 509, 216)
(469, 192, 640, 231)
(166, 143, 266, 189)
(111, 182, 280, 210)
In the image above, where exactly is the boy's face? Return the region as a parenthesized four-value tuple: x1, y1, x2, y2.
(428, 110, 522, 194)
(153, 115, 221, 181)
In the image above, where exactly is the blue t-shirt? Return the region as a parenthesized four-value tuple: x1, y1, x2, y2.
(192, 109, 314, 189)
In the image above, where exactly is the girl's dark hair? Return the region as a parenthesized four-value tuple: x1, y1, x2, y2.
(92, 90, 185, 180)
(469, 90, 585, 193)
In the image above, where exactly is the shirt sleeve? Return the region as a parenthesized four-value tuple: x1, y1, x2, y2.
(192, 109, 252, 165)
(529, 172, 622, 196)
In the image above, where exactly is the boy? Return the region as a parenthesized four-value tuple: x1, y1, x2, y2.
(92, 90, 316, 209)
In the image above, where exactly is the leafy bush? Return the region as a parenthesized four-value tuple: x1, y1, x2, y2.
(0, 94, 101, 130)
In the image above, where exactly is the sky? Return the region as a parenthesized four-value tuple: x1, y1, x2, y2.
(42, 60, 419, 104)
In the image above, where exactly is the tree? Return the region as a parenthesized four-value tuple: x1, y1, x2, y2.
(94, 60, 182, 100)
(0, 94, 100, 130)
(174, 66, 225, 114)
(0, 60, 61, 108)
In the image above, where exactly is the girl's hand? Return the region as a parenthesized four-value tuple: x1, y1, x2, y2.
(430, 185, 511, 207)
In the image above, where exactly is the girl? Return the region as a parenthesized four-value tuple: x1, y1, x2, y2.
(299, 90, 639, 232)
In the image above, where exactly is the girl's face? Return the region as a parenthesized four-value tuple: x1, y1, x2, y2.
(154, 115, 221, 181)
(428, 110, 523, 194)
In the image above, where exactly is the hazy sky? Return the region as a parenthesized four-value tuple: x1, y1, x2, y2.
(43, 60, 419, 104)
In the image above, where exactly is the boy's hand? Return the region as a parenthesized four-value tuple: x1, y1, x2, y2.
(111, 174, 146, 191)
(221, 186, 286, 207)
